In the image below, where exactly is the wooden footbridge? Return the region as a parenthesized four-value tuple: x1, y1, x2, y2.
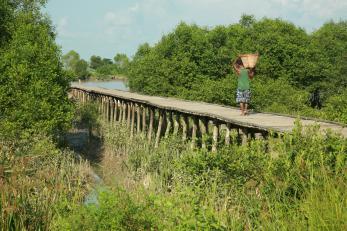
(70, 84, 347, 151)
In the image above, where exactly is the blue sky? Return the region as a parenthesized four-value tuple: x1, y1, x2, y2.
(44, 0, 347, 60)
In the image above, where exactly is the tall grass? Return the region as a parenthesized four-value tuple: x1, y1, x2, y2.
(0, 136, 92, 230)
(54, 119, 347, 230)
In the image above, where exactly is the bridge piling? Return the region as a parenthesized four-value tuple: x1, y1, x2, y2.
(173, 113, 180, 135)
(199, 118, 208, 150)
(181, 115, 188, 141)
(212, 120, 219, 152)
(225, 123, 231, 146)
(155, 110, 164, 148)
(142, 105, 147, 134)
(126, 102, 131, 128)
(113, 99, 118, 124)
(110, 98, 114, 124)
(130, 103, 135, 138)
(121, 101, 126, 123)
(148, 107, 154, 143)
(191, 116, 198, 149)
(136, 104, 141, 134)
(165, 111, 173, 138)
(239, 128, 248, 145)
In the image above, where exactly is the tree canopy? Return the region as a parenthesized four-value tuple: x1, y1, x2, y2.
(0, 0, 73, 139)
(128, 16, 347, 123)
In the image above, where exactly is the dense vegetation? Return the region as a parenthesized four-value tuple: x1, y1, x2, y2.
(62, 50, 130, 80)
(54, 121, 347, 230)
(0, 1, 91, 230)
(0, 0, 73, 140)
(1, 1, 346, 230)
(128, 16, 347, 123)
(0, 135, 91, 230)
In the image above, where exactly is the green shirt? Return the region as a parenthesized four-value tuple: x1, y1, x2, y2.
(237, 68, 250, 90)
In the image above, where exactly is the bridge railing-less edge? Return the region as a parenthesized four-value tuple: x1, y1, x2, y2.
(70, 87, 269, 151)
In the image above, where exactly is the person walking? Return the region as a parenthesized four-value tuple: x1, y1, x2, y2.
(233, 58, 255, 116)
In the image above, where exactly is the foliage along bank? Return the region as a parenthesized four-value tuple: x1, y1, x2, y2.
(62, 51, 130, 80)
(0, 1, 91, 230)
(53, 120, 347, 230)
(0, 0, 73, 140)
(128, 16, 347, 123)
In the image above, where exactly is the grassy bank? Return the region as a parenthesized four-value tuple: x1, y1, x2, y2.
(53, 118, 347, 230)
(0, 136, 93, 230)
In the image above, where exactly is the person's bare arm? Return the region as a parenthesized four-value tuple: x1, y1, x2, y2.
(248, 68, 255, 79)
(232, 59, 241, 75)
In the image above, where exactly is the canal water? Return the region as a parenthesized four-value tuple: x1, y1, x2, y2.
(73, 79, 129, 91)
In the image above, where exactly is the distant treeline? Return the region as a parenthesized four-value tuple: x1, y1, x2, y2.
(62, 50, 130, 80)
(128, 15, 347, 123)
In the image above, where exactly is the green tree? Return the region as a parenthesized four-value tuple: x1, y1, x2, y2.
(62, 50, 80, 71)
(62, 50, 90, 79)
(90, 55, 104, 69)
(75, 59, 89, 79)
(0, 0, 73, 139)
(239, 14, 256, 28)
(310, 21, 347, 93)
(114, 53, 130, 73)
(102, 58, 113, 65)
(128, 17, 346, 122)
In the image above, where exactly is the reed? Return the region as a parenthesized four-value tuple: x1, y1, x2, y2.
(53, 119, 347, 230)
(0, 136, 92, 230)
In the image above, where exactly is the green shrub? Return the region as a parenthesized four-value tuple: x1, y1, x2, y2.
(52, 188, 158, 231)
(94, 121, 347, 230)
(0, 136, 91, 230)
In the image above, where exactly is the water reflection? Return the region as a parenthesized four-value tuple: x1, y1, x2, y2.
(73, 80, 129, 91)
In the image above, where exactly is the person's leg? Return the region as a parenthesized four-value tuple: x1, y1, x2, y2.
(244, 103, 248, 115)
(240, 103, 244, 115)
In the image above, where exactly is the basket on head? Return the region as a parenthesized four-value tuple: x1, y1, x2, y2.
(240, 53, 259, 68)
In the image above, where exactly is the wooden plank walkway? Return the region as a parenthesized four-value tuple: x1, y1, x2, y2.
(71, 84, 347, 138)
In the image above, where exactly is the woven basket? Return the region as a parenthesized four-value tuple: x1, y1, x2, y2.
(240, 53, 259, 68)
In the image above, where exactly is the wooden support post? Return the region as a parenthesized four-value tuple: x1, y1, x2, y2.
(113, 99, 118, 123)
(199, 118, 208, 149)
(212, 120, 219, 152)
(191, 116, 198, 149)
(164, 112, 173, 138)
(106, 97, 111, 122)
(110, 99, 114, 124)
(225, 123, 231, 146)
(130, 103, 135, 138)
(122, 101, 127, 123)
(148, 107, 154, 143)
(136, 104, 141, 134)
(173, 113, 180, 135)
(142, 106, 146, 133)
(98, 96, 102, 113)
(101, 96, 105, 119)
(127, 102, 131, 128)
(118, 100, 123, 123)
(240, 128, 248, 145)
(155, 110, 164, 148)
(103, 96, 106, 120)
(181, 115, 188, 141)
